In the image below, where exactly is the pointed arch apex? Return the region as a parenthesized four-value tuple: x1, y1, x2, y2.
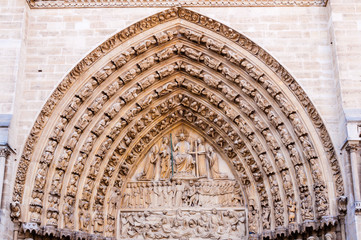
(13, 7, 345, 240)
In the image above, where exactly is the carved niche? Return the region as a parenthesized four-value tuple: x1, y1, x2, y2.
(119, 126, 247, 239)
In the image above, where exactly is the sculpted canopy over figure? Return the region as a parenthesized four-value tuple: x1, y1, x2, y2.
(174, 132, 195, 174)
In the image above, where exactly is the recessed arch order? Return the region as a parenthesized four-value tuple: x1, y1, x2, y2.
(12, 7, 345, 240)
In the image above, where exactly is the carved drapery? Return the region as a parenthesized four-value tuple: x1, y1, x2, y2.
(13, 7, 344, 239)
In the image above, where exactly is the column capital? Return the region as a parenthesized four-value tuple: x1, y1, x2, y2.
(354, 201, 361, 215)
(345, 141, 360, 153)
(0, 146, 10, 158)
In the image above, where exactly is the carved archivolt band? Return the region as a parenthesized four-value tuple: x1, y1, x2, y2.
(13, 7, 343, 239)
(27, 0, 328, 9)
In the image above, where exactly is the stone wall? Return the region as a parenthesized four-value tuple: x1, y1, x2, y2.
(329, 0, 361, 119)
(0, 2, 360, 240)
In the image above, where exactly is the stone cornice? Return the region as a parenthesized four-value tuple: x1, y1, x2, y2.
(26, 0, 328, 9)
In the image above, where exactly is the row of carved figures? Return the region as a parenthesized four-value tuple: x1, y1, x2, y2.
(122, 180, 243, 209)
(23, 26, 334, 234)
(137, 133, 228, 181)
(120, 209, 247, 239)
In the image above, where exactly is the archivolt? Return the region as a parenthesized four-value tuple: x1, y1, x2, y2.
(12, 7, 344, 239)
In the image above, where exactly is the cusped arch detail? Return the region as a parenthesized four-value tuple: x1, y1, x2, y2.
(12, 7, 345, 240)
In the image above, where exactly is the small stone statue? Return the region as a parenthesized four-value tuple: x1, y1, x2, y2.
(159, 137, 171, 180)
(207, 146, 227, 179)
(174, 133, 194, 174)
(138, 145, 159, 180)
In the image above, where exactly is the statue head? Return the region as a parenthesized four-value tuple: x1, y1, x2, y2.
(162, 137, 169, 144)
(179, 133, 185, 140)
(152, 145, 159, 153)
(211, 208, 217, 214)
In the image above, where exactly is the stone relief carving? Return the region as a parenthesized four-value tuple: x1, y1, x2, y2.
(114, 125, 248, 239)
(13, 8, 344, 240)
(10, 201, 21, 221)
(30, 84, 312, 236)
(27, 0, 327, 9)
(122, 178, 244, 210)
(120, 209, 246, 240)
(135, 127, 230, 181)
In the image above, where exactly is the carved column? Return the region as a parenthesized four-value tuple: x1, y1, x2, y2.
(0, 147, 10, 208)
(346, 142, 361, 211)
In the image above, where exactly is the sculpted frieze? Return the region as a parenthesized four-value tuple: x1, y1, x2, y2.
(120, 208, 247, 240)
(122, 179, 244, 210)
(64, 129, 82, 150)
(43, 59, 312, 208)
(50, 117, 68, 143)
(134, 38, 157, 55)
(93, 62, 117, 83)
(50, 170, 64, 196)
(154, 30, 177, 44)
(13, 9, 344, 238)
(89, 93, 108, 114)
(31, 84, 311, 236)
(14, 10, 344, 220)
(76, 79, 98, 102)
(27, 1, 327, 9)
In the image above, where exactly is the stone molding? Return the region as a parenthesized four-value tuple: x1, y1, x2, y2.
(12, 7, 344, 239)
(13, 7, 344, 203)
(26, 0, 328, 9)
(20, 218, 337, 240)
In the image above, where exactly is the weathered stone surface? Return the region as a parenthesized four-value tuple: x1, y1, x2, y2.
(0, 2, 360, 240)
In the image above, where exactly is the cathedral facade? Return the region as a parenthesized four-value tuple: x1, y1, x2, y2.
(0, 0, 361, 239)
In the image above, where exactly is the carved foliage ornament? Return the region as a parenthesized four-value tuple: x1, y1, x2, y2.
(13, 7, 342, 205)
(27, 0, 327, 8)
(13, 6, 343, 239)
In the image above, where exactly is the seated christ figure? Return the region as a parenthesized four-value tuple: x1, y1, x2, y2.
(174, 133, 194, 174)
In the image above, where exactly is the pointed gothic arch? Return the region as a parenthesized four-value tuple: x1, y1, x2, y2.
(11, 7, 345, 240)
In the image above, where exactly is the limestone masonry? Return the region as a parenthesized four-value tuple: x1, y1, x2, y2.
(0, 0, 360, 239)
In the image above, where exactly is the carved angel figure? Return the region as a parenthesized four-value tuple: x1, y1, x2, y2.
(196, 139, 207, 178)
(138, 145, 159, 180)
(207, 146, 227, 179)
(159, 137, 171, 180)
